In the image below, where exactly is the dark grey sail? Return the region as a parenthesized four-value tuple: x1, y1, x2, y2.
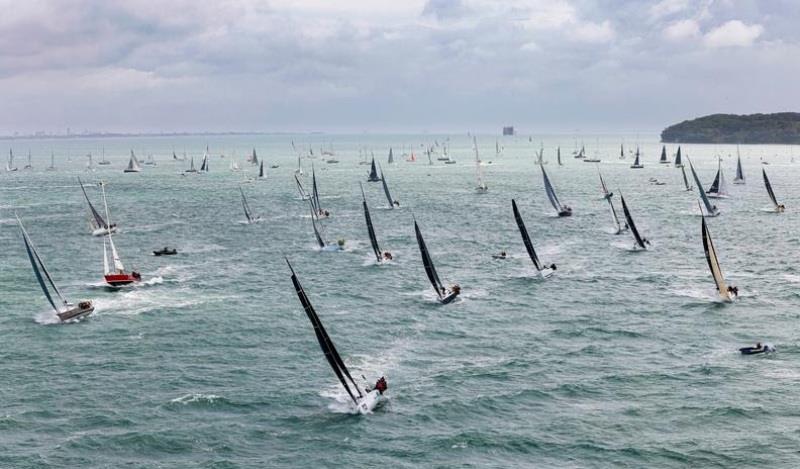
(763, 168, 780, 208)
(259, 160, 265, 178)
(707, 162, 721, 194)
(674, 146, 682, 167)
(388, 147, 394, 164)
(557, 146, 562, 166)
(414, 221, 444, 300)
(240, 187, 254, 223)
(287, 258, 362, 405)
(734, 153, 744, 183)
(512, 199, 542, 270)
(542, 166, 570, 216)
(311, 165, 323, 214)
(368, 158, 380, 182)
(78, 178, 110, 230)
(689, 160, 718, 215)
(681, 165, 692, 190)
(621, 194, 647, 249)
(379, 164, 396, 208)
(360, 184, 382, 262)
(310, 205, 326, 248)
(18, 216, 68, 313)
(659, 145, 668, 163)
(295, 174, 310, 200)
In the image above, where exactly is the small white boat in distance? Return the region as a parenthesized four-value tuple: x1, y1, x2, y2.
(17, 215, 94, 322)
(287, 258, 387, 414)
(124, 150, 142, 173)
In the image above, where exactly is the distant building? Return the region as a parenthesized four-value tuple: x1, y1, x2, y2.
(502, 126, 514, 136)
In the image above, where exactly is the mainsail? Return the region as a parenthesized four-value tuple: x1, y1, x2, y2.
(734, 151, 744, 184)
(557, 146, 562, 166)
(18, 216, 69, 313)
(706, 159, 728, 197)
(681, 165, 692, 191)
(388, 147, 394, 164)
(295, 174, 310, 200)
(474, 137, 487, 191)
(287, 259, 363, 405)
(621, 194, 646, 249)
(125, 150, 141, 172)
(511, 199, 542, 270)
(598, 168, 611, 199)
(240, 187, 254, 223)
(250, 148, 259, 165)
(630, 148, 642, 168)
(689, 161, 718, 216)
(414, 221, 444, 300)
(79, 178, 110, 230)
(379, 164, 396, 208)
(607, 196, 626, 234)
(763, 168, 780, 209)
(701, 215, 730, 300)
(659, 145, 668, 163)
(541, 166, 564, 214)
(309, 205, 326, 248)
(674, 146, 683, 167)
(368, 158, 380, 181)
(259, 160, 266, 178)
(360, 184, 382, 262)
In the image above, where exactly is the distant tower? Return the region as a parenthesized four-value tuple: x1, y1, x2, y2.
(502, 126, 514, 136)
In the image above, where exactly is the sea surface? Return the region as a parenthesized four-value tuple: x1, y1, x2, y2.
(1, 134, 799, 468)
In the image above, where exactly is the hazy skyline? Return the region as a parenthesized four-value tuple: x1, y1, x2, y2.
(1, 0, 798, 135)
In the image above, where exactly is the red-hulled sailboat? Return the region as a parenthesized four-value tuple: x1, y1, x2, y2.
(103, 234, 141, 287)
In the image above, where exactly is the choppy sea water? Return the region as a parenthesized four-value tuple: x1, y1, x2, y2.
(2, 134, 800, 468)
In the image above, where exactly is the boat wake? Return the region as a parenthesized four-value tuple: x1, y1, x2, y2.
(169, 393, 223, 406)
(34, 310, 65, 325)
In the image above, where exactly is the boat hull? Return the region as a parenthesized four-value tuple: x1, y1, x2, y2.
(92, 226, 117, 237)
(58, 303, 95, 321)
(439, 291, 460, 304)
(630, 165, 644, 169)
(104, 273, 140, 286)
(356, 390, 383, 414)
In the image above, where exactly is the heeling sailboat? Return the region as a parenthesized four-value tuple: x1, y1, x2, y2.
(124, 150, 141, 173)
(606, 194, 628, 235)
(294, 174, 311, 200)
(680, 164, 693, 191)
(762, 168, 784, 212)
(706, 158, 729, 198)
(239, 186, 262, 224)
(258, 160, 266, 179)
(17, 215, 95, 322)
(414, 220, 460, 304)
(185, 156, 198, 173)
(701, 211, 737, 301)
(309, 204, 343, 251)
(102, 233, 141, 287)
(688, 160, 719, 217)
(286, 259, 386, 413)
(367, 157, 380, 182)
(387, 147, 394, 164)
(474, 137, 488, 193)
(733, 148, 745, 184)
(557, 147, 562, 166)
(541, 166, 572, 217)
(511, 199, 556, 278)
(630, 147, 643, 168)
(310, 165, 329, 218)
(79, 178, 117, 236)
(620, 193, 649, 251)
(360, 183, 391, 263)
(378, 163, 399, 208)
(7, 149, 18, 171)
(598, 168, 612, 200)
(659, 145, 669, 164)
(674, 146, 683, 167)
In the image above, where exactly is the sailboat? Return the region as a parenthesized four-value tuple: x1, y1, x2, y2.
(620, 194, 649, 251)
(86, 152, 95, 171)
(185, 156, 198, 173)
(295, 174, 311, 200)
(200, 150, 209, 172)
(360, 183, 390, 263)
(124, 150, 141, 173)
(674, 146, 683, 167)
(286, 259, 386, 413)
(574, 144, 586, 159)
(688, 160, 719, 217)
(102, 233, 141, 287)
(79, 178, 118, 236)
(495, 139, 502, 160)
(733, 149, 745, 184)
(258, 160, 266, 179)
(295, 156, 304, 175)
(387, 147, 394, 164)
(541, 166, 572, 217)
(680, 165, 693, 191)
(17, 215, 94, 322)
(7, 149, 18, 171)
(659, 145, 669, 164)
(706, 158, 729, 198)
(619, 143, 625, 160)
(239, 187, 262, 224)
(557, 146, 563, 166)
(630, 147, 644, 168)
(23, 150, 32, 170)
(98, 147, 110, 165)
(248, 148, 259, 165)
(512, 199, 556, 278)
(474, 137, 488, 193)
(414, 220, 460, 304)
(426, 148, 433, 165)
(143, 154, 157, 166)
(762, 168, 784, 212)
(310, 165, 329, 218)
(47, 151, 56, 171)
(229, 158, 241, 172)
(367, 157, 381, 182)
(309, 204, 343, 251)
(379, 164, 399, 208)
(701, 211, 736, 301)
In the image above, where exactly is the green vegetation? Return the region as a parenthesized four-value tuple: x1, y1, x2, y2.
(661, 113, 800, 144)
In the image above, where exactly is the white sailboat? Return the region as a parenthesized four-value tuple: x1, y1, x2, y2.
(185, 156, 198, 173)
(17, 214, 95, 322)
(474, 137, 487, 193)
(7, 149, 18, 172)
(98, 147, 111, 165)
(124, 150, 141, 173)
(23, 150, 33, 170)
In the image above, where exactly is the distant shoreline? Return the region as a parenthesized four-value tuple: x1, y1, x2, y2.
(661, 112, 800, 144)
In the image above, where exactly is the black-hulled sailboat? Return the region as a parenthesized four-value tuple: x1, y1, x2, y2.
(18, 215, 94, 322)
(79, 178, 117, 236)
(239, 187, 262, 224)
(762, 168, 784, 212)
(542, 166, 572, 216)
(379, 164, 399, 208)
(701, 210, 737, 301)
(367, 158, 380, 182)
(706, 158, 729, 198)
(414, 220, 460, 303)
(733, 148, 745, 184)
(360, 183, 391, 263)
(620, 194, 649, 251)
(630, 147, 643, 168)
(512, 199, 556, 278)
(688, 160, 719, 216)
(287, 259, 387, 413)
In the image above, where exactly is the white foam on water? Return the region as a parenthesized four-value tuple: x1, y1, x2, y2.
(170, 393, 222, 404)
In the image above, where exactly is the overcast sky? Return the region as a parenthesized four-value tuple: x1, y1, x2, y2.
(0, 0, 798, 134)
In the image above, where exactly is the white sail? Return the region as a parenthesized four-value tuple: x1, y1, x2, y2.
(103, 237, 110, 275)
(125, 150, 141, 172)
(474, 137, 487, 192)
(107, 234, 125, 272)
(702, 216, 731, 301)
